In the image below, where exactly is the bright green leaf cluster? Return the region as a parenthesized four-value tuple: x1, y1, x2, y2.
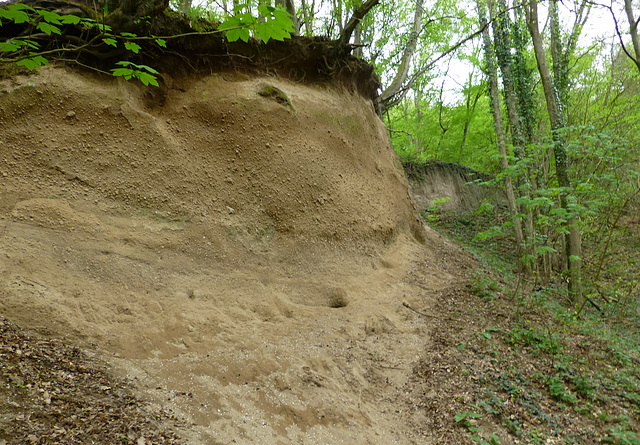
(0, 3, 32, 24)
(111, 61, 159, 86)
(455, 410, 483, 423)
(219, 3, 293, 44)
(1, 1, 293, 86)
(124, 41, 142, 54)
(16, 54, 49, 70)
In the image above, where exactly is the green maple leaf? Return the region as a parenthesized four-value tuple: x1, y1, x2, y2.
(137, 72, 159, 86)
(61, 14, 82, 25)
(111, 67, 134, 80)
(37, 22, 61, 35)
(124, 41, 141, 54)
(37, 9, 62, 24)
(16, 55, 49, 70)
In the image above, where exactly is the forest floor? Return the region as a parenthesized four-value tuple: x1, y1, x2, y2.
(1, 66, 639, 444)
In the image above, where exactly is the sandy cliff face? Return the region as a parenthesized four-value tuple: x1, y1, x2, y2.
(1, 67, 422, 248)
(0, 67, 468, 444)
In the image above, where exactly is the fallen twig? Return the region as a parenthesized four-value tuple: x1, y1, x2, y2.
(402, 302, 464, 323)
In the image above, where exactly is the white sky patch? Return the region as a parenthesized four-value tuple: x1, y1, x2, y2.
(433, 1, 628, 105)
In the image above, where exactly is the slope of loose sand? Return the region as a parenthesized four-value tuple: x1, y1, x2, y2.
(0, 66, 472, 444)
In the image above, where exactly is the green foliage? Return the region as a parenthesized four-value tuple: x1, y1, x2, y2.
(424, 196, 450, 222)
(602, 414, 640, 443)
(429, 193, 640, 440)
(1, 1, 293, 86)
(475, 202, 494, 215)
(15, 54, 48, 70)
(0, 3, 72, 70)
(465, 122, 639, 296)
(37, 21, 62, 35)
(219, 3, 294, 43)
(123, 41, 142, 54)
(388, 94, 498, 172)
(468, 271, 499, 300)
(547, 376, 578, 404)
(111, 61, 159, 86)
(454, 270, 640, 442)
(455, 410, 484, 423)
(0, 3, 32, 24)
(505, 326, 563, 355)
(456, 410, 501, 445)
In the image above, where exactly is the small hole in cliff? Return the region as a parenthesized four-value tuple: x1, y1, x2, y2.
(257, 84, 294, 112)
(328, 289, 349, 308)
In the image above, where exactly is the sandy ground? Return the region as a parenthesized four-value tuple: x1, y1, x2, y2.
(0, 66, 473, 444)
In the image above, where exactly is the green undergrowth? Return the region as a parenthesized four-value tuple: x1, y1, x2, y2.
(424, 211, 640, 444)
(460, 294, 640, 444)
(424, 206, 516, 277)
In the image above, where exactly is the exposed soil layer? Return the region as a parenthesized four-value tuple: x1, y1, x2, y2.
(404, 160, 504, 215)
(0, 1, 381, 105)
(0, 66, 468, 444)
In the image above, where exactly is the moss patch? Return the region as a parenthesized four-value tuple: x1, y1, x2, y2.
(257, 84, 294, 111)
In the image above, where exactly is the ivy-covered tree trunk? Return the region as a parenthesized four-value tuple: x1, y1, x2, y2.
(477, 0, 525, 266)
(487, 0, 535, 275)
(550, 0, 590, 113)
(512, 6, 537, 146)
(526, 0, 583, 303)
(487, 0, 525, 153)
(512, 4, 551, 280)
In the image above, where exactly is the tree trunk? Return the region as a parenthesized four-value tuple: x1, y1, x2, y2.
(457, 74, 481, 164)
(353, 23, 363, 58)
(477, 0, 525, 266)
(512, 6, 537, 144)
(550, 0, 590, 113)
(487, 0, 534, 275)
(512, 5, 539, 273)
(375, 0, 424, 114)
(526, 0, 583, 303)
(300, 0, 315, 36)
(487, 0, 526, 153)
(101, 0, 169, 32)
(337, 0, 379, 48)
(179, 0, 192, 15)
(276, 0, 300, 35)
(625, 0, 640, 74)
(332, 0, 344, 34)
